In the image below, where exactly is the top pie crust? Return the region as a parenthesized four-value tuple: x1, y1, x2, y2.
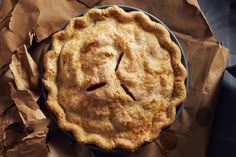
(42, 5, 187, 151)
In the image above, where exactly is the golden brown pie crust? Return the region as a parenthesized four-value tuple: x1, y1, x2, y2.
(42, 5, 187, 151)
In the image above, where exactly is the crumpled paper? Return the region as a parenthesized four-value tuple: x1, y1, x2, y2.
(9, 45, 40, 101)
(0, 70, 14, 114)
(0, 0, 228, 157)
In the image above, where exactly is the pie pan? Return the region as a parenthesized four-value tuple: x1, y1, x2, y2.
(40, 5, 189, 152)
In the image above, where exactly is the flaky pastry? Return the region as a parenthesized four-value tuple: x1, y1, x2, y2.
(42, 5, 187, 151)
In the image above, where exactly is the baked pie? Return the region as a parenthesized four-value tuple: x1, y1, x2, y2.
(42, 5, 187, 151)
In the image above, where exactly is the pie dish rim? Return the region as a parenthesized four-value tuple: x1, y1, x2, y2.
(41, 4, 189, 152)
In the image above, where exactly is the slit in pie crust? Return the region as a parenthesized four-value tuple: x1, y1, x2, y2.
(42, 5, 187, 151)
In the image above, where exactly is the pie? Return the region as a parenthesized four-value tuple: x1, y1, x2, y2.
(42, 5, 187, 151)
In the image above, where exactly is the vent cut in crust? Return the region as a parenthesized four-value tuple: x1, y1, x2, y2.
(42, 5, 187, 151)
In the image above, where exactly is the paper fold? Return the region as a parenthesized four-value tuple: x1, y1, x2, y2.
(0, 0, 229, 157)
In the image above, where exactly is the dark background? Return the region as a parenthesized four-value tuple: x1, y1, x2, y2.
(198, 0, 236, 157)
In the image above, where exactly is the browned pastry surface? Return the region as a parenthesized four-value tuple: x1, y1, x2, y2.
(42, 5, 187, 151)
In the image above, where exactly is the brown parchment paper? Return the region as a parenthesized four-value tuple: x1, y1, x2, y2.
(0, 0, 228, 157)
